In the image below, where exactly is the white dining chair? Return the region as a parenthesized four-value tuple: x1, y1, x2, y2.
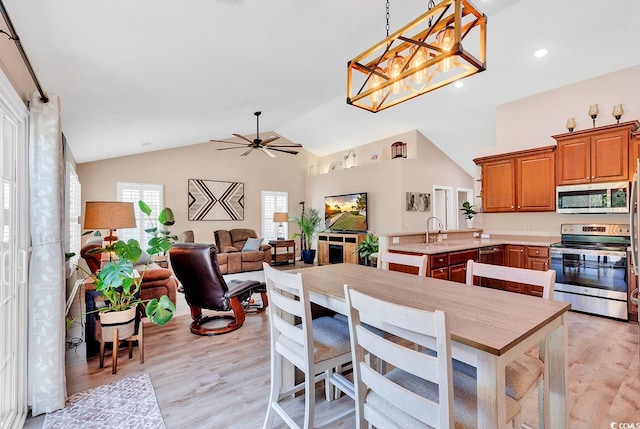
(376, 251, 428, 276)
(466, 259, 556, 429)
(262, 263, 354, 429)
(344, 284, 522, 429)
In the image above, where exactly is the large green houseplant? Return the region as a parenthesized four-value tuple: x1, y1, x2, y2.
(291, 208, 323, 264)
(356, 232, 379, 266)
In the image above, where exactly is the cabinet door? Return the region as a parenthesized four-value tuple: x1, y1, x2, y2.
(591, 130, 629, 183)
(482, 159, 516, 212)
(431, 267, 449, 280)
(628, 134, 640, 180)
(449, 263, 467, 284)
(317, 240, 329, 265)
(556, 136, 591, 185)
(505, 245, 525, 294)
(525, 246, 550, 297)
(517, 151, 555, 211)
(343, 243, 359, 264)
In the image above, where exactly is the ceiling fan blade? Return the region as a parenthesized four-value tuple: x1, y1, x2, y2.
(259, 136, 280, 145)
(232, 133, 255, 144)
(210, 139, 250, 145)
(261, 147, 277, 158)
(269, 148, 299, 155)
(264, 142, 303, 148)
(216, 146, 249, 151)
(240, 148, 254, 156)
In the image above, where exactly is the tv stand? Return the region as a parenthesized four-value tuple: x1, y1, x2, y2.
(317, 232, 366, 265)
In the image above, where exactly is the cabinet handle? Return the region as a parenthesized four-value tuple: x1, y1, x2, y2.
(517, 206, 521, 208)
(520, 249, 523, 253)
(591, 176, 594, 179)
(535, 250, 539, 254)
(511, 206, 514, 209)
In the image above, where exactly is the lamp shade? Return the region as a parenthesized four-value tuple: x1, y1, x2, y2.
(84, 201, 137, 231)
(273, 212, 289, 223)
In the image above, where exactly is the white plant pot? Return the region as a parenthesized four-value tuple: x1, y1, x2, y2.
(99, 306, 137, 342)
(466, 218, 474, 229)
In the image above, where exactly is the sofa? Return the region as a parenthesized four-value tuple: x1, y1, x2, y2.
(180, 228, 272, 274)
(80, 239, 178, 306)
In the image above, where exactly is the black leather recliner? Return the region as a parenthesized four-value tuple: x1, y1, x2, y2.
(169, 243, 268, 335)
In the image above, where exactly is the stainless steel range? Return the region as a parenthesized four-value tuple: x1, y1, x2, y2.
(551, 223, 630, 320)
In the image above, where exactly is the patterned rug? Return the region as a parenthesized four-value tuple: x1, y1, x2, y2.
(43, 373, 165, 429)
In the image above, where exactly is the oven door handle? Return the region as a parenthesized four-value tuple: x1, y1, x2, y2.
(550, 248, 628, 258)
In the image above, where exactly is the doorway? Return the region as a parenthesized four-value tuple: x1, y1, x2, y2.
(456, 188, 474, 229)
(432, 186, 454, 230)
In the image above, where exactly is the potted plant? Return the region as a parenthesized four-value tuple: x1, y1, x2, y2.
(139, 200, 178, 267)
(292, 208, 322, 264)
(460, 201, 477, 229)
(356, 232, 379, 266)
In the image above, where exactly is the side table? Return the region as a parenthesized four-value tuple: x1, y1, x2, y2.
(269, 239, 296, 266)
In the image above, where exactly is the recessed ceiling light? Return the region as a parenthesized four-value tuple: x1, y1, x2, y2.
(534, 48, 548, 58)
(141, 142, 152, 147)
(454, 81, 464, 88)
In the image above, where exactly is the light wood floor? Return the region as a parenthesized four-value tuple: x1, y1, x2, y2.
(28, 285, 640, 428)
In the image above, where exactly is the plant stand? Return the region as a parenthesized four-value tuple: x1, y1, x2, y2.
(97, 307, 144, 374)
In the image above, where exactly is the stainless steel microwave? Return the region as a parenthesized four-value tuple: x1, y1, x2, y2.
(556, 182, 629, 214)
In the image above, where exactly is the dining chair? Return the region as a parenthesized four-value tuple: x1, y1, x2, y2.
(344, 284, 522, 429)
(262, 263, 354, 429)
(466, 259, 556, 429)
(376, 251, 428, 276)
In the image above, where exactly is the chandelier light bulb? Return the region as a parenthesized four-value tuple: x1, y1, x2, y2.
(407, 44, 429, 85)
(369, 67, 386, 105)
(436, 26, 456, 73)
(387, 53, 405, 95)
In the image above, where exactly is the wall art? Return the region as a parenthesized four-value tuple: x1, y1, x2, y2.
(406, 192, 431, 212)
(188, 179, 244, 221)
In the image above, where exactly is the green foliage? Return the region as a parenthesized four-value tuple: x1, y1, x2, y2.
(356, 232, 379, 265)
(460, 201, 477, 219)
(139, 201, 178, 255)
(145, 295, 176, 326)
(291, 208, 323, 251)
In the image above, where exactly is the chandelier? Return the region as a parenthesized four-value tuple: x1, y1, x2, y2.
(347, 0, 486, 113)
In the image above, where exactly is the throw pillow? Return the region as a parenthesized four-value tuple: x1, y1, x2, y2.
(242, 237, 263, 252)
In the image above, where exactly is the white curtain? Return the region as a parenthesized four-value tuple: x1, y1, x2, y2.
(27, 93, 66, 415)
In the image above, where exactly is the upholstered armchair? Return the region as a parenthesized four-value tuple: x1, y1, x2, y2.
(169, 242, 268, 335)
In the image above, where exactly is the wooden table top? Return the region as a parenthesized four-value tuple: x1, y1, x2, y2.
(297, 263, 571, 356)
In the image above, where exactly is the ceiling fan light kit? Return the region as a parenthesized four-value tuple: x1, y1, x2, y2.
(347, 0, 486, 113)
(210, 111, 302, 157)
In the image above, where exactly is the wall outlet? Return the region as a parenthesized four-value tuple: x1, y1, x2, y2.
(473, 232, 480, 238)
(392, 237, 400, 244)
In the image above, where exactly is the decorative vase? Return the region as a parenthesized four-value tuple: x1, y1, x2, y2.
(302, 249, 316, 264)
(99, 306, 137, 342)
(466, 218, 474, 229)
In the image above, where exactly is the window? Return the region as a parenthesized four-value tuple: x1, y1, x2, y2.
(116, 182, 163, 245)
(67, 163, 81, 266)
(261, 191, 288, 241)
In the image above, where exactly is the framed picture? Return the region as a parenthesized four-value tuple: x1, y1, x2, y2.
(406, 192, 418, 211)
(417, 193, 431, 211)
(188, 179, 244, 220)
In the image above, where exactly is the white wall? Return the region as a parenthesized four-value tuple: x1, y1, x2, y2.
(475, 65, 640, 236)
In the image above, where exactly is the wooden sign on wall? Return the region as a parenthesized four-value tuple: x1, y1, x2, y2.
(188, 179, 244, 221)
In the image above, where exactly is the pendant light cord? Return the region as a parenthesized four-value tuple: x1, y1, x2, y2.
(0, 0, 49, 103)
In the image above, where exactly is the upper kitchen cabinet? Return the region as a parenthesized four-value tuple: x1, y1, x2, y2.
(627, 124, 640, 175)
(474, 146, 556, 213)
(553, 121, 639, 185)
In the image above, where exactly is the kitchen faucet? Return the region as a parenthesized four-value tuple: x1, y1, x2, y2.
(426, 216, 444, 243)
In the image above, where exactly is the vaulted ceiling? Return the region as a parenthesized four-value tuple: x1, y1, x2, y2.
(2, 0, 639, 175)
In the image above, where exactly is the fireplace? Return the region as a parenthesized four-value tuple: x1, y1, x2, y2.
(328, 244, 344, 264)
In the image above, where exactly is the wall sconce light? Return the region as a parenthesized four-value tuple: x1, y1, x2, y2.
(588, 104, 599, 128)
(566, 118, 576, 132)
(273, 212, 288, 240)
(346, 0, 487, 113)
(391, 141, 407, 158)
(612, 104, 624, 124)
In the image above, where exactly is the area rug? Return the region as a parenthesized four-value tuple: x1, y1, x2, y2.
(43, 373, 165, 429)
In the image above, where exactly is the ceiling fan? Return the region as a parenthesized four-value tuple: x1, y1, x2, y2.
(210, 111, 302, 157)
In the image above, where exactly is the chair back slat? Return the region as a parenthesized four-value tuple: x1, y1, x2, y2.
(465, 259, 556, 299)
(377, 251, 428, 276)
(345, 285, 454, 429)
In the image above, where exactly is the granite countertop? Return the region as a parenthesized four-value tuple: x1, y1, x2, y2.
(388, 235, 560, 255)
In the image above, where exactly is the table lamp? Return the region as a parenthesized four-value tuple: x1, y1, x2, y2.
(84, 201, 137, 244)
(273, 212, 288, 240)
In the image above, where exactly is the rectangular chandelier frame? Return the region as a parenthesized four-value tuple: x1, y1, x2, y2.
(347, 0, 486, 113)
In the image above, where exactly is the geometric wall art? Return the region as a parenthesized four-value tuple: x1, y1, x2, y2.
(187, 179, 244, 221)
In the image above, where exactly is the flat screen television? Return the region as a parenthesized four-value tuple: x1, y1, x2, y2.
(324, 192, 368, 232)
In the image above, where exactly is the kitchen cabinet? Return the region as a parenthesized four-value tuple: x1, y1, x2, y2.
(505, 245, 525, 293)
(525, 246, 550, 297)
(428, 249, 478, 283)
(554, 121, 638, 185)
(478, 245, 505, 289)
(627, 124, 640, 177)
(474, 146, 556, 213)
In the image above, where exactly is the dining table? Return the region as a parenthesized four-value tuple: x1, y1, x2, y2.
(294, 263, 571, 429)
